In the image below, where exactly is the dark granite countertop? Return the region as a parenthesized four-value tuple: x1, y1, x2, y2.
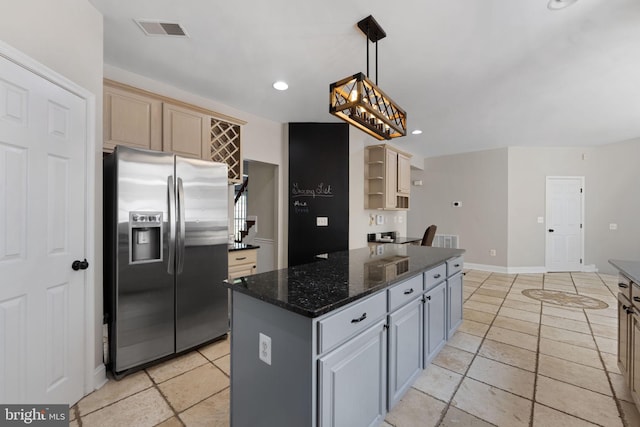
(222, 245, 464, 318)
(228, 243, 260, 252)
(609, 259, 640, 284)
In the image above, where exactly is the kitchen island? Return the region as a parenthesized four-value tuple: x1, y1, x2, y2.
(222, 244, 464, 427)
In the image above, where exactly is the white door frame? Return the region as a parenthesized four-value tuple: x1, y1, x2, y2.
(0, 41, 101, 397)
(545, 176, 585, 272)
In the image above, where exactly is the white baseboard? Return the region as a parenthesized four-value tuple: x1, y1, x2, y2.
(465, 263, 599, 274)
(93, 364, 108, 391)
(464, 263, 510, 274)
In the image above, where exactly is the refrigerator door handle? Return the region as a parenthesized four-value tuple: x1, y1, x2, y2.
(167, 175, 176, 274)
(177, 177, 186, 274)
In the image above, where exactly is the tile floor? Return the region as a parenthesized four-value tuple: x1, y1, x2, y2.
(71, 270, 640, 427)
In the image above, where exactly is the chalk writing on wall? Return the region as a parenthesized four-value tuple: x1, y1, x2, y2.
(291, 182, 334, 198)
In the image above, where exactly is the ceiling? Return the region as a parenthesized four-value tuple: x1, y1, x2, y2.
(90, 0, 640, 158)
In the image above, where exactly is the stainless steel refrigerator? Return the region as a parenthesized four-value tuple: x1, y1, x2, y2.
(104, 146, 229, 376)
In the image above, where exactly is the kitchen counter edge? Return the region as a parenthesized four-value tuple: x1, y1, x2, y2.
(609, 259, 640, 283)
(222, 246, 465, 318)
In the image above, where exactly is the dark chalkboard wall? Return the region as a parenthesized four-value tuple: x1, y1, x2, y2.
(288, 123, 349, 266)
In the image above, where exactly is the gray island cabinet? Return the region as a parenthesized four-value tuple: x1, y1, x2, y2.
(223, 245, 464, 427)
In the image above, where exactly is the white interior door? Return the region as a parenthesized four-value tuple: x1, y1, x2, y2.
(0, 54, 86, 404)
(545, 176, 584, 272)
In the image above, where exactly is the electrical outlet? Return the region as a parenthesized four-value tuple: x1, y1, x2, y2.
(537, 217, 544, 224)
(316, 217, 328, 227)
(490, 249, 496, 257)
(259, 333, 271, 365)
(609, 223, 618, 231)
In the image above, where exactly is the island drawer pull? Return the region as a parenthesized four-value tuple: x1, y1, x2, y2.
(454, 264, 460, 268)
(404, 288, 414, 295)
(235, 256, 247, 261)
(351, 313, 367, 323)
(634, 296, 640, 302)
(619, 283, 629, 288)
(433, 274, 441, 279)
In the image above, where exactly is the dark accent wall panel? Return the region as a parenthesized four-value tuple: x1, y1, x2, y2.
(288, 123, 349, 266)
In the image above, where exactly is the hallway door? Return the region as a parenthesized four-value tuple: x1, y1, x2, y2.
(545, 176, 584, 272)
(0, 51, 87, 404)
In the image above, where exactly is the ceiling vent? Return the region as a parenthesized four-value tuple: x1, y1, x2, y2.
(135, 20, 188, 37)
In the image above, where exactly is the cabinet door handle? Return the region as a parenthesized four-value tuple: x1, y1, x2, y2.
(235, 256, 247, 261)
(351, 313, 367, 323)
(426, 295, 431, 301)
(619, 283, 629, 289)
(404, 288, 414, 295)
(433, 274, 441, 279)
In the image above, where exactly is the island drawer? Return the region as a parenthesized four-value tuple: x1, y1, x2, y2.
(424, 264, 447, 290)
(317, 291, 387, 354)
(388, 274, 423, 312)
(447, 256, 464, 277)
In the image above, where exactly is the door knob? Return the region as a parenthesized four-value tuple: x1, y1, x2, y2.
(548, 229, 555, 232)
(72, 259, 89, 271)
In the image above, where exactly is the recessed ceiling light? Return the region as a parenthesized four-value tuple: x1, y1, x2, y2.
(411, 129, 423, 135)
(547, 0, 579, 10)
(273, 81, 288, 91)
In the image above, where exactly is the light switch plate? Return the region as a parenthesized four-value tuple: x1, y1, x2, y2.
(537, 217, 544, 224)
(317, 217, 328, 226)
(376, 214, 384, 225)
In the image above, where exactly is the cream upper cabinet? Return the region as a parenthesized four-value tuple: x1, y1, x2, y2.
(162, 103, 209, 159)
(397, 153, 411, 195)
(103, 80, 247, 182)
(365, 144, 411, 210)
(385, 149, 398, 209)
(103, 84, 162, 152)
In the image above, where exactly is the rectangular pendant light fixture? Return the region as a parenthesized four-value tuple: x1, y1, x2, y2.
(329, 16, 407, 140)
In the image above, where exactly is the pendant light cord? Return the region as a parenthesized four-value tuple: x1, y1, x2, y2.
(365, 23, 379, 85)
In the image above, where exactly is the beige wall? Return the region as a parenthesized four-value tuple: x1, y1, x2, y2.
(585, 139, 640, 274)
(407, 148, 509, 266)
(246, 160, 277, 241)
(507, 147, 594, 268)
(0, 0, 104, 389)
(408, 141, 640, 274)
